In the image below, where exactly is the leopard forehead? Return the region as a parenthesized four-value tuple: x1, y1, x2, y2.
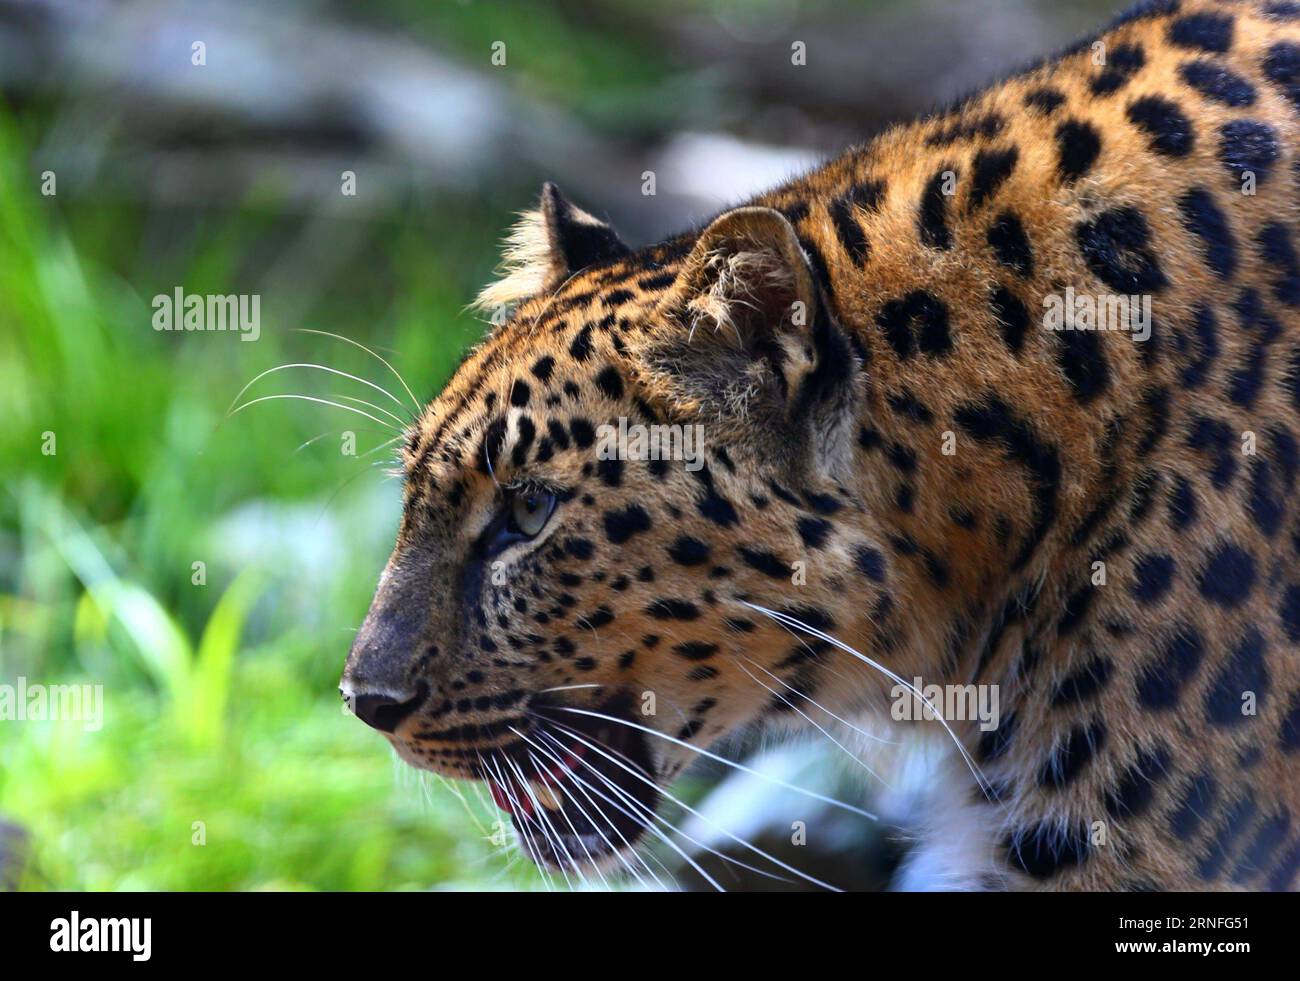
(402, 254, 679, 489)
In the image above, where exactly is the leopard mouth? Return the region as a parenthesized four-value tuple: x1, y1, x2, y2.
(474, 699, 661, 875)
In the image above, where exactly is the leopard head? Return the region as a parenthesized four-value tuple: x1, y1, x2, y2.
(339, 184, 901, 873)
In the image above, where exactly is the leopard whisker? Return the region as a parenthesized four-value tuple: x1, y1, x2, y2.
(536, 727, 796, 891)
(527, 729, 680, 888)
(481, 753, 555, 891)
(529, 724, 728, 891)
(476, 753, 528, 867)
(529, 728, 729, 891)
(483, 432, 501, 489)
(293, 428, 392, 454)
(740, 601, 995, 799)
(754, 613, 877, 697)
(227, 362, 410, 417)
(525, 752, 613, 889)
(546, 720, 837, 891)
(549, 707, 878, 821)
(502, 754, 580, 890)
(537, 683, 602, 694)
(228, 393, 398, 430)
(355, 435, 404, 461)
(293, 328, 422, 412)
(420, 771, 479, 832)
(736, 650, 898, 747)
(327, 394, 411, 430)
(730, 656, 892, 789)
(535, 727, 789, 891)
(462, 776, 529, 861)
(515, 726, 667, 890)
(533, 686, 702, 732)
(501, 754, 580, 889)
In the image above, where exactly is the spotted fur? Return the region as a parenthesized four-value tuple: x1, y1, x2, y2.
(342, 0, 1300, 891)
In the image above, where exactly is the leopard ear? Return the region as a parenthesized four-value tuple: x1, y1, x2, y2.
(473, 183, 630, 313)
(638, 206, 851, 420)
(539, 182, 631, 275)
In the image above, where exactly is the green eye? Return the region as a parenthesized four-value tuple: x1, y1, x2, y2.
(510, 489, 555, 538)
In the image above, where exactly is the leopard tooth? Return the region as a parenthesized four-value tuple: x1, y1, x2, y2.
(532, 780, 564, 811)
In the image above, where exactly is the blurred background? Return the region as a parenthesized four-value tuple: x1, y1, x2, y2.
(0, 0, 1120, 891)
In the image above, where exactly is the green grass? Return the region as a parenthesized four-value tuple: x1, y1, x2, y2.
(0, 103, 545, 890)
(7, 652, 534, 891)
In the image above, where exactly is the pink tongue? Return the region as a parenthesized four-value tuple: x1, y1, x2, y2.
(487, 741, 587, 816)
(489, 780, 533, 818)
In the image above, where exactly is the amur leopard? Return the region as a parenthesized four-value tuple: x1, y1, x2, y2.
(340, 0, 1300, 891)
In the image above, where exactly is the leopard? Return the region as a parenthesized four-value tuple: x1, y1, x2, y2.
(339, 0, 1300, 891)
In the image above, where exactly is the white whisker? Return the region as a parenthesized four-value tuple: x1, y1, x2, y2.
(501, 754, 578, 890)
(740, 601, 994, 797)
(530, 729, 726, 892)
(525, 753, 612, 888)
(538, 684, 603, 694)
(294, 328, 422, 412)
(545, 721, 837, 891)
(227, 362, 409, 416)
(293, 428, 394, 454)
(537, 726, 792, 890)
(327, 394, 411, 429)
(228, 393, 395, 429)
(737, 650, 897, 746)
(551, 706, 878, 821)
(514, 727, 666, 890)
(730, 657, 890, 788)
(355, 435, 404, 461)
(480, 753, 554, 891)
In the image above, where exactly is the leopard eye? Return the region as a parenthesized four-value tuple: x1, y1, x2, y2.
(510, 489, 556, 538)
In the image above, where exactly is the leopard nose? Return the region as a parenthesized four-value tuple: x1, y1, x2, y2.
(347, 683, 428, 734)
(342, 603, 427, 732)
